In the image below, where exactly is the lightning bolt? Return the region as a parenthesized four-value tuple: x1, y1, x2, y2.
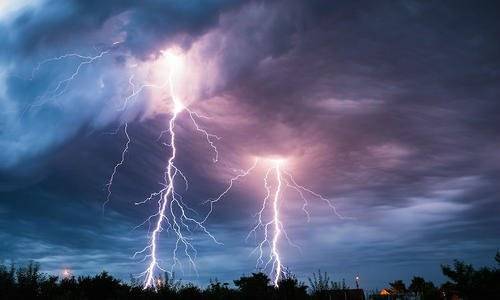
(28, 49, 111, 112)
(270, 162, 283, 287)
(25, 42, 124, 116)
(246, 160, 286, 287)
(201, 159, 259, 224)
(29, 45, 348, 290)
(103, 122, 131, 211)
(118, 74, 169, 112)
(245, 159, 348, 287)
(131, 51, 222, 289)
(27, 45, 132, 211)
(30, 45, 224, 290)
(205, 157, 346, 287)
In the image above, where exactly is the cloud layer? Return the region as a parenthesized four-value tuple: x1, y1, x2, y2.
(1, 0, 499, 290)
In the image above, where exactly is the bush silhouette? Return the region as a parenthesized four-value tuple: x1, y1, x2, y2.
(0, 253, 498, 299)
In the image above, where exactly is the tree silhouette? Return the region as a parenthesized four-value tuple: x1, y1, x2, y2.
(0, 253, 498, 300)
(408, 276, 439, 300)
(78, 271, 129, 299)
(39, 275, 58, 300)
(307, 270, 350, 300)
(0, 263, 15, 299)
(16, 261, 43, 299)
(441, 254, 500, 300)
(234, 272, 273, 300)
(277, 273, 308, 300)
(204, 278, 236, 300)
(179, 283, 203, 299)
(154, 272, 181, 299)
(308, 269, 331, 298)
(409, 276, 425, 296)
(441, 260, 475, 299)
(389, 279, 406, 295)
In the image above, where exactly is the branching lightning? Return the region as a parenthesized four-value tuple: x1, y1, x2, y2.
(30, 45, 347, 291)
(201, 159, 259, 224)
(28, 50, 111, 112)
(103, 122, 131, 211)
(210, 158, 347, 287)
(33, 46, 223, 290)
(128, 51, 222, 289)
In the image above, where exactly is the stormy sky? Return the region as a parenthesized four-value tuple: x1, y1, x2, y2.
(1, 0, 499, 290)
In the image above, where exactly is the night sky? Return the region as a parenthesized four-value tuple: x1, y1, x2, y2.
(1, 0, 500, 291)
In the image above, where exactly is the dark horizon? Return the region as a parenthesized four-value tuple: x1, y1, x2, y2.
(1, 0, 499, 293)
(1, 254, 499, 299)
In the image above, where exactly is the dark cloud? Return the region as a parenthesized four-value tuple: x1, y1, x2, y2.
(2, 0, 246, 57)
(0, 0, 249, 168)
(1, 0, 499, 290)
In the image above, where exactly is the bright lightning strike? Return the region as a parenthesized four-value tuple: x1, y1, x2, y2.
(210, 157, 347, 287)
(247, 159, 286, 287)
(249, 158, 349, 287)
(29, 44, 346, 291)
(270, 160, 283, 287)
(130, 50, 222, 289)
(252, 159, 345, 287)
(30, 45, 223, 290)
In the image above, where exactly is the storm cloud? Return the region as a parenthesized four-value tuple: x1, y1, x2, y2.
(1, 0, 499, 290)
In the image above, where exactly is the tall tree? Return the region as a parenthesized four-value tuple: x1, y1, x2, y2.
(234, 272, 272, 300)
(441, 260, 475, 299)
(409, 276, 425, 296)
(389, 280, 406, 295)
(277, 273, 308, 300)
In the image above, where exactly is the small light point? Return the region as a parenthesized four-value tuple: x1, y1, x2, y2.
(62, 268, 71, 278)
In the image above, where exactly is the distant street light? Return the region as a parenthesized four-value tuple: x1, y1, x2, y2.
(62, 268, 72, 278)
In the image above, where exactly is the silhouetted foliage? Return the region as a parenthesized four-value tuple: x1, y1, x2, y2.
(331, 278, 349, 290)
(154, 272, 182, 299)
(16, 261, 43, 299)
(178, 283, 202, 299)
(1, 253, 499, 299)
(368, 253, 499, 300)
(441, 255, 500, 300)
(234, 272, 273, 300)
(0, 264, 15, 299)
(204, 278, 237, 300)
(308, 269, 331, 298)
(277, 273, 308, 300)
(409, 276, 425, 295)
(388, 279, 406, 295)
(408, 276, 440, 300)
(308, 270, 351, 300)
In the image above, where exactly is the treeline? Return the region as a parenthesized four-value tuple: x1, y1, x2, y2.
(369, 252, 500, 300)
(0, 265, 310, 300)
(0, 253, 498, 300)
